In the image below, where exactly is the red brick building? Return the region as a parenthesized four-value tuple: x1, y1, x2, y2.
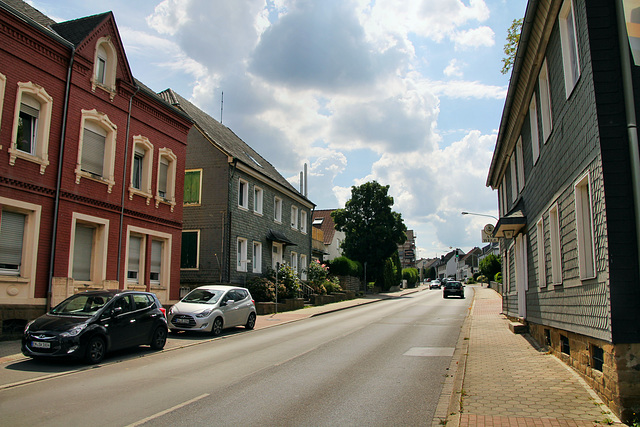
(0, 0, 191, 335)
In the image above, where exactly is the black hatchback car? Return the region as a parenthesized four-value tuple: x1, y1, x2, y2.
(22, 290, 168, 364)
(442, 281, 464, 298)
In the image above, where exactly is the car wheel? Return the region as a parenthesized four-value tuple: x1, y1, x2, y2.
(245, 313, 256, 330)
(211, 317, 223, 336)
(85, 336, 106, 364)
(150, 326, 167, 350)
(443, 294, 448, 299)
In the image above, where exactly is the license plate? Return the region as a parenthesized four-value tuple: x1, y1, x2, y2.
(31, 341, 51, 349)
(175, 318, 190, 324)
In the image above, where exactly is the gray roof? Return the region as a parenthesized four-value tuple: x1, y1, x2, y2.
(50, 12, 111, 46)
(159, 89, 310, 203)
(1, 0, 55, 26)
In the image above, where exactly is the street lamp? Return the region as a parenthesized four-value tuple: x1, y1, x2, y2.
(461, 211, 498, 221)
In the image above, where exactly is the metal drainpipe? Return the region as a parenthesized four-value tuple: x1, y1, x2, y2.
(116, 85, 140, 284)
(46, 47, 75, 311)
(227, 158, 238, 283)
(616, 0, 640, 278)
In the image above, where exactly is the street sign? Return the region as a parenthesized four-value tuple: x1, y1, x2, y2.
(482, 223, 498, 243)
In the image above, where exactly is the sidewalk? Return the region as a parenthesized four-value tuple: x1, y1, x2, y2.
(440, 285, 624, 427)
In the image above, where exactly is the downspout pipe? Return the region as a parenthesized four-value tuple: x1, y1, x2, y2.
(615, 0, 640, 279)
(47, 47, 75, 311)
(116, 85, 141, 284)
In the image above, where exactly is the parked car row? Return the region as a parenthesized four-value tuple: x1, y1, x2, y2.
(22, 285, 256, 364)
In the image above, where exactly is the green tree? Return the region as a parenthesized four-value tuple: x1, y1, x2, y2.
(501, 18, 523, 75)
(332, 181, 407, 285)
(479, 254, 502, 283)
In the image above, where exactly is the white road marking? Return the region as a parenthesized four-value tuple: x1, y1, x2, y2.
(126, 393, 210, 426)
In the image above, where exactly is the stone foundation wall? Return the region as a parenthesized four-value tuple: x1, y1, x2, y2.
(337, 275, 362, 292)
(528, 322, 640, 423)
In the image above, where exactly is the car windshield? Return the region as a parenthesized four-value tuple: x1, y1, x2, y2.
(182, 289, 223, 304)
(50, 294, 113, 316)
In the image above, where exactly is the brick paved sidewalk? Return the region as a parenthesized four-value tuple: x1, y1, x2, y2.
(453, 286, 623, 427)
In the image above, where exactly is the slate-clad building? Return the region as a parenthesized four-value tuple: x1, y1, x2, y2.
(487, 0, 640, 421)
(0, 0, 191, 335)
(158, 89, 314, 288)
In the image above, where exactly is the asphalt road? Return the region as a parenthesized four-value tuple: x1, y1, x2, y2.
(0, 288, 471, 427)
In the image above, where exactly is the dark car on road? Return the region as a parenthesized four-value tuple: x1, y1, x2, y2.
(443, 281, 464, 298)
(22, 290, 168, 364)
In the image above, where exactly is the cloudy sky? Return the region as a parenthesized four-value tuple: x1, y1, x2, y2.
(30, 0, 526, 259)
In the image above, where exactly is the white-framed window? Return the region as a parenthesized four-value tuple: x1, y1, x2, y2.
(536, 218, 546, 287)
(69, 213, 109, 285)
(237, 237, 248, 271)
(0, 72, 6, 131)
(156, 148, 177, 211)
(575, 173, 595, 280)
(291, 251, 298, 273)
(539, 59, 553, 142)
(559, 0, 580, 98)
(510, 154, 518, 203)
(300, 254, 307, 280)
(0, 198, 41, 299)
(301, 210, 308, 234)
(129, 135, 154, 202)
(499, 181, 507, 217)
(75, 109, 117, 192)
(150, 240, 163, 284)
(272, 242, 283, 269)
(529, 94, 540, 165)
(127, 225, 172, 288)
(253, 241, 262, 273)
(516, 138, 525, 193)
(9, 82, 53, 174)
(127, 235, 143, 283)
(238, 179, 249, 209)
(291, 205, 299, 229)
(274, 197, 282, 223)
(92, 37, 117, 97)
(549, 204, 562, 284)
(183, 169, 202, 206)
(254, 186, 263, 215)
(180, 230, 200, 269)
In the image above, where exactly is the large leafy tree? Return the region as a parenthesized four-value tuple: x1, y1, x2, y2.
(332, 181, 407, 284)
(479, 254, 502, 282)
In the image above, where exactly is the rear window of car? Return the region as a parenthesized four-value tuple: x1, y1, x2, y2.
(446, 282, 462, 288)
(133, 294, 154, 310)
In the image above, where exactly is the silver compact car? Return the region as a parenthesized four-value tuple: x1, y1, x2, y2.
(167, 285, 256, 335)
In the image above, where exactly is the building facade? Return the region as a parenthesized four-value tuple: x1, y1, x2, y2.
(487, 0, 640, 421)
(159, 90, 314, 289)
(0, 0, 191, 335)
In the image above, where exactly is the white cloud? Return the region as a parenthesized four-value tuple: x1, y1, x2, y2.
(444, 59, 464, 78)
(452, 26, 495, 50)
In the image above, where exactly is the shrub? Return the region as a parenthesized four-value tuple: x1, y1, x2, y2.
(477, 275, 488, 284)
(265, 264, 301, 299)
(495, 272, 503, 283)
(324, 278, 343, 294)
(246, 277, 275, 302)
(328, 256, 361, 277)
(402, 268, 419, 287)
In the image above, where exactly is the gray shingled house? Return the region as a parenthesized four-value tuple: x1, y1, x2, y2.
(486, 0, 640, 421)
(159, 89, 314, 289)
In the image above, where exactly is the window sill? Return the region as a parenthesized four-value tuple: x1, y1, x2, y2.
(184, 202, 201, 207)
(128, 186, 153, 205)
(0, 275, 29, 284)
(75, 168, 115, 193)
(92, 80, 117, 100)
(155, 195, 176, 212)
(8, 146, 49, 174)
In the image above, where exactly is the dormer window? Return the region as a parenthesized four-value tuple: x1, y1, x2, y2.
(92, 37, 117, 98)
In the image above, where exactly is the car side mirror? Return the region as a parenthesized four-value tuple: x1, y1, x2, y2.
(111, 306, 123, 316)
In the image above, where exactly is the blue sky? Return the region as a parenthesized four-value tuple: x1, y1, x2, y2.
(29, 0, 527, 259)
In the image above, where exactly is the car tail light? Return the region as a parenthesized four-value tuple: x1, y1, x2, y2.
(160, 307, 167, 318)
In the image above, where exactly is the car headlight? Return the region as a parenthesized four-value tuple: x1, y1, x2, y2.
(24, 320, 36, 334)
(60, 324, 87, 338)
(196, 309, 213, 318)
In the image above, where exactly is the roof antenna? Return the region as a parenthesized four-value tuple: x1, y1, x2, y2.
(220, 91, 224, 124)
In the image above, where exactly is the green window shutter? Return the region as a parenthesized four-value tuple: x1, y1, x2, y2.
(184, 171, 200, 204)
(181, 231, 198, 269)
